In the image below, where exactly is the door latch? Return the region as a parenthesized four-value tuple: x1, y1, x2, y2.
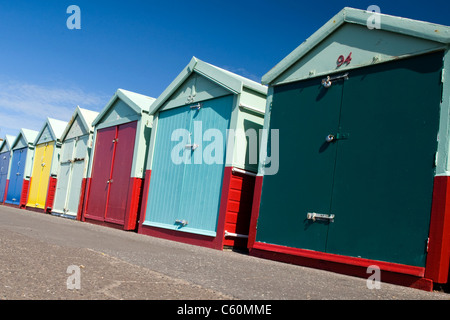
(307, 212, 335, 222)
(185, 144, 199, 150)
(325, 133, 349, 142)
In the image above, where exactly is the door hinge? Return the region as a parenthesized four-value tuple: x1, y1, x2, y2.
(321, 73, 349, 88)
(426, 237, 430, 252)
(190, 103, 202, 110)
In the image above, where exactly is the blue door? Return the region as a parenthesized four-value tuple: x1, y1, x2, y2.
(5, 148, 27, 205)
(0, 151, 11, 202)
(144, 95, 232, 236)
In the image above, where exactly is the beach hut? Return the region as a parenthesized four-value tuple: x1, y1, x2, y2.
(248, 7, 450, 291)
(4, 129, 38, 207)
(26, 118, 68, 212)
(0, 135, 16, 203)
(80, 89, 155, 231)
(138, 57, 267, 250)
(52, 107, 99, 219)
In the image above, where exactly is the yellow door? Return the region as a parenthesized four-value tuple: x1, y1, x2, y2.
(26, 143, 54, 209)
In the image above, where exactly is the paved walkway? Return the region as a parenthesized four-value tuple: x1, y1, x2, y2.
(0, 205, 449, 300)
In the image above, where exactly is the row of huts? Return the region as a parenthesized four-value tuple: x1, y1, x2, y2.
(2, 8, 450, 291)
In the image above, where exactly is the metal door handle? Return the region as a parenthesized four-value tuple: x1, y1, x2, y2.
(307, 212, 335, 222)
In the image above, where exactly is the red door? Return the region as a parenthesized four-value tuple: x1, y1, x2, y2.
(85, 121, 137, 226)
(105, 122, 137, 224)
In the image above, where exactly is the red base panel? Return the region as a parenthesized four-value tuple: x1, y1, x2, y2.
(425, 175, 450, 283)
(124, 177, 143, 231)
(247, 175, 264, 250)
(76, 178, 87, 221)
(222, 169, 256, 248)
(45, 177, 57, 213)
(25, 206, 47, 214)
(139, 224, 220, 249)
(20, 179, 30, 209)
(83, 217, 129, 231)
(250, 242, 433, 291)
(2, 202, 20, 209)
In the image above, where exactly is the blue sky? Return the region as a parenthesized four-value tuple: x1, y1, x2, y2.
(0, 0, 449, 139)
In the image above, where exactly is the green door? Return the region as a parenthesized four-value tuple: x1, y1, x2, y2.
(255, 75, 344, 252)
(326, 51, 443, 267)
(256, 51, 443, 267)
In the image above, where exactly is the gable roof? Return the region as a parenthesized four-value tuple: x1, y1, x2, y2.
(148, 57, 267, 115)
(11, 128, 39, 149)
(34, 117, 69, 145)
(262, 7, 450, 85)
(0, 134, 16, 153)
(92, 89, 156, 127)
(61, 106, 99, 141)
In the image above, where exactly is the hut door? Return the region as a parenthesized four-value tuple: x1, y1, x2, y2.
(105, 121, 137, 224)
(255, 76, 343, 252)
(257, 51, 442, 267)
(27, 143, 53, 209)
(177, 95, 232, 235)
(65, 135, 88, 216)
(144, 95, 232, 236)
(0, 151, 11, 201)
(85, 126, 116, 220)
(7, 148, 26, 205)
(325, 52, 442, 267)
(86, 122, 136, 224)
(53, 139, 76, 213)
(54, 136, 88, 216)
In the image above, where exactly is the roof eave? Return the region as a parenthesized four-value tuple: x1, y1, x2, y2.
(262, 7, 450, 85)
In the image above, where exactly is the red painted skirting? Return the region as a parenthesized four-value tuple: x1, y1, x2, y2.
(425, 175, 450, 283)
(76, 178, 87, 221)
(45, 177, 57, 213)
(1, 179, 9, 203)
(20, 179, 30, 209)
(123, 177, 143, 231)
(250, 242, 433, 291)
(80, 177, 91, 221)
(138, 170, 152, 232)
(247, 175, 263, 250)
(222, 169, 256, 248)
(139, 224, 218, 249)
